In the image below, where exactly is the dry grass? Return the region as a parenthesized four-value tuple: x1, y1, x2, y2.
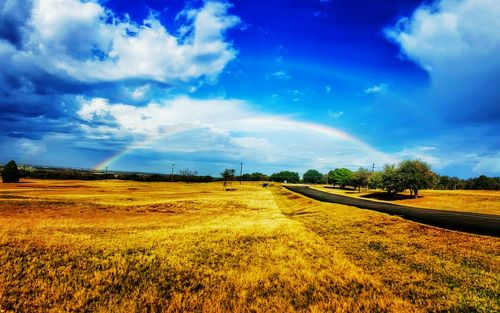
(311, 185, 500, 215)
(0, 179, 498, 312)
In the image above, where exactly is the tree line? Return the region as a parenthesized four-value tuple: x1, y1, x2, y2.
(269, 160, 500, 195)
(0, 161, 270, 184)
(270, 161, 435, 197)
(2, 160, 499, 191)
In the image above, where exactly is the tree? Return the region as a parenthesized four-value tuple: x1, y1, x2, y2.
(239, 172, 269, 181)
(437, 175, 451, 190)
(381, 164, 404, 196)
(303, 169, 324, 184)
(369, 171, 383, 189)
(352, 167, 371, 192)
(328, 168, 353, 188)
(398, 159, 436, 198)
(269, 171, 300, 183)
(179, 169, 197, 182)
(221, 168, 235, 189)
(1, 160, 20, 183)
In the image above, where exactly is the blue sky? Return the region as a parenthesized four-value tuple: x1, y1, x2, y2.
(0, 0, 499, 177)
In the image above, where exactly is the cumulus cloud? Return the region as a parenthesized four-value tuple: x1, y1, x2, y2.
(2, 0, 240, 84)
(386, 0, 500, 122)
(77, 96, 396, 171)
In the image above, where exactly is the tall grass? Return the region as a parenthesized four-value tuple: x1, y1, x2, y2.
(0, 180, 498, 312)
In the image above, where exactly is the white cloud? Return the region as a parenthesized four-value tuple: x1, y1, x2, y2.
(395, 146, 443, 169)
(472, 153, 500, 175)
(364, 83, 387, 94)
(385, 0, 500, 121)
(386, 0, 500, 75)
(130, 85, 151, 100)
(328, 110, 343, 119)
(78, 97, 110, 120)
(19, 0, 240, 84)
(77, 96, 397, 171)
(268, 70, 291, 80)
(17, 138, 47, 155)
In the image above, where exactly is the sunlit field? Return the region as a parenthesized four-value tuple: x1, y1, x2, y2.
(310, 185, 500, 215)
(0, 180, 499, 312)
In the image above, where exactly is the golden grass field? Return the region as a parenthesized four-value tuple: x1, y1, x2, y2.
(0, 179, 499, 312)
(311, 185, 500, 215)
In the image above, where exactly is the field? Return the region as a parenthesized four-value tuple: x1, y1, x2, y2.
(0, 180, 499, 312)
(310, 186, 500, 215)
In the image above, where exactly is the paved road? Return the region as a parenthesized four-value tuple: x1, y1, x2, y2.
(284, 186, 500, 237)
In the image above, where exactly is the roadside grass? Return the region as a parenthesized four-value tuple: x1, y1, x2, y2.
(310, 185, 500, 215)
(0, 180, 498, 312)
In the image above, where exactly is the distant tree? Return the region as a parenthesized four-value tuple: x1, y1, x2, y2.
(326, 170, 336, 186)
(469, 175, 499, 190)
(436, 175, 450, 190)
(239, 172, 269, 181)
(450, 177, 462, 190)
(352, 167, 371, 192)
(269, 171, 300, 183)
(399, 159, 436, 198)
(368, 171, 383, 189)
(221, 168, 235, 187)
(303, 169, 324, 184)
(1, 160, 20, 183)
(179, 169, 197, 182)
(328, 168, 353, 189)
(381, 164, 404, 196)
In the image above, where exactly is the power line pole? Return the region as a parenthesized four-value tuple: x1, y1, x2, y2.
(171, 163, 175, 182)
(240, 162, 243, 185)
(105, 166, 108, 182)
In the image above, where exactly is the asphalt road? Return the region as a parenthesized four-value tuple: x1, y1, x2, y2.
(284, 186, 500, 237)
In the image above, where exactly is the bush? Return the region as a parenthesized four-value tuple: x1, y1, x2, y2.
(1, 160, 20, 183)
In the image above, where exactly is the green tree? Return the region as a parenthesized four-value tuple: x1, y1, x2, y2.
(381, 164, 404, 196)
(1, 160, 20, 183)
(270, 171, 300, 183)
(399, 159, 436, 198)
(369, 171, 383, 189)
(221, 168, 235, 189)
(352, 167, 371, 192)
(328, 168, 353, 189)
(303, 169, 324, 184)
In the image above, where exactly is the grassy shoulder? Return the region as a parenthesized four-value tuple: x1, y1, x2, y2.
(309, 185, 500, 215)
(0, 180, 498, 312)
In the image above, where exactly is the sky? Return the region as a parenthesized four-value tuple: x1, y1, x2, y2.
(0, 0, 499, 178)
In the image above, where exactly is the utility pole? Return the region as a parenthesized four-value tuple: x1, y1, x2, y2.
(105, 166, 108, 182)
(240, 162, 243, 185)
(171, 163, 175, 182)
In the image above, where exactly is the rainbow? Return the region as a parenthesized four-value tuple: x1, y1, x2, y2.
(92, 117, 385, 171)
(93, 145, 138, 171)
(91, 60, 385, 171)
